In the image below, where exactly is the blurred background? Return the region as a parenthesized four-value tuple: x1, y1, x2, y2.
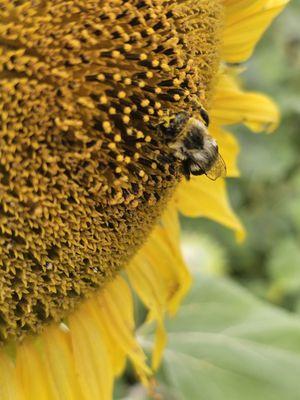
(116, 3, 300, 399)
(183, 0, 300, 312)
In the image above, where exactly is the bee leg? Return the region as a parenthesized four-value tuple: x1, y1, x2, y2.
(200, 108, 210, 127)
(189, 161, 205, 177)
(182, 159, 191, 180)
(192, 169, 205, 176)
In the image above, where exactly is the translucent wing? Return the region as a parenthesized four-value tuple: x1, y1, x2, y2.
(205, 153, 227, 181)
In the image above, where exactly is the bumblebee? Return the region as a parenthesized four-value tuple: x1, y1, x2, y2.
(159, 109, 226, 180)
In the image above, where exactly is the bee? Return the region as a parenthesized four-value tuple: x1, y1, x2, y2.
(159, 109, 226, 180)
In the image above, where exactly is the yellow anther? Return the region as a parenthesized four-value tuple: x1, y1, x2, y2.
(136, 131, 144, 139)
(139, 53, 147, 61)
(118, 91, 126, 99)
(109, 107, 117, 115)
(141, 99, 150, 107)
(103, 121, 112, 133)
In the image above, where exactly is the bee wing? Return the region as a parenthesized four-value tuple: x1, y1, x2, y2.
(205, 154, 227, 181)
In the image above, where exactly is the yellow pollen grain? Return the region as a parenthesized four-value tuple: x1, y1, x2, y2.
(141, 99, 150, 107)
(139, 53, 147, 61)
(103, 121, 112, 133)
(112, 50, 121, 59)
(136, 131, 144, 139)
(100, 95, 108, 104)
(113, 73, 122, 82)
(118, 91, 126, 99)
(114, 134, 122, 142)
(108, 143, 117, 150)
(97, 73, 105, 81)
(123, 107, 131, 115)
(109, 107, 117, 115)
(123, 44, 132, 52)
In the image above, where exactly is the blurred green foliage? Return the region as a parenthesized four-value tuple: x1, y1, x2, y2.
(140, 273, 300, 400)
(183, 2, 300, 310)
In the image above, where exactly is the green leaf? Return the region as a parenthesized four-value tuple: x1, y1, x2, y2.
(267, 238, 300, 297)
(140, 275, 300, 400)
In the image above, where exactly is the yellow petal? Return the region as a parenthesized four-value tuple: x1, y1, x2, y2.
(160, 204, 192, 315)
(129, 205, 191, 317)
(222, 0, 290, 63)
(84, 296, 127, 378)
(0, 351, 23, 400)
(95, 276, 151, 384)
(42, 325, 83, 400)
(211, 73, 280, 132)
(16, 340, 55, 400)
(68, 308, 114, 400)
(127, 203, 191, 369)
(176, 177, 245, 241)
(210, 124, 240, 177)
(127, 257, 167, 370)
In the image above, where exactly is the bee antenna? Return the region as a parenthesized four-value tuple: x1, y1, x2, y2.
(200, 108, 210, 127)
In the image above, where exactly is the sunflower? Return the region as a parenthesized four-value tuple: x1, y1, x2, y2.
(0, 0, 288, 398)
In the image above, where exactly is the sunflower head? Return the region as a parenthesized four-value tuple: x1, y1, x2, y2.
(0, 0, 222, 343)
